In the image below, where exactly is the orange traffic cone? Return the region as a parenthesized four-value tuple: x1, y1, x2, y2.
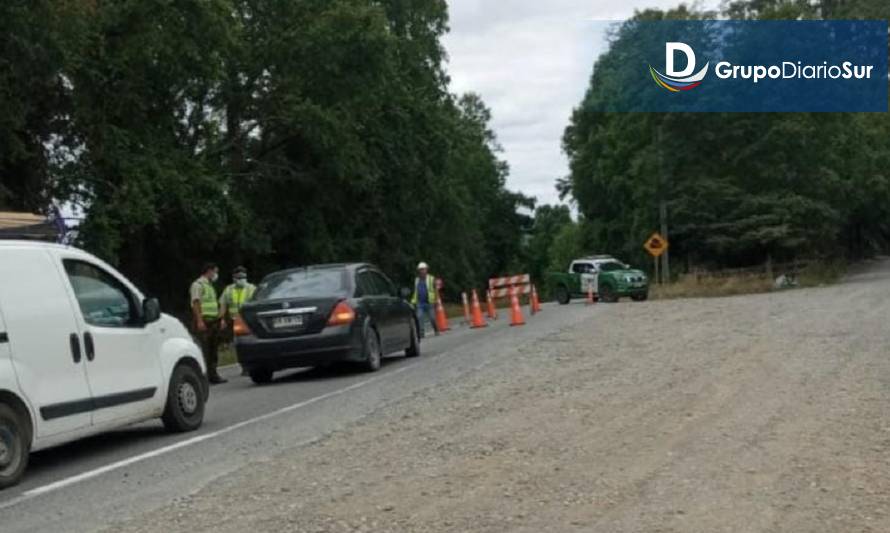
(509, 288, 526, 327)
(486, 289, 498, 320)
(434, 292, 450, 332)
(531, 285, 543, 314)
(461, 292, 472, 325)
(470, 290, 488, 329)
(586, 285, 596, 306)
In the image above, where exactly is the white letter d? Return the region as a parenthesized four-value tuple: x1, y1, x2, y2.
(666, 42, 696, 78)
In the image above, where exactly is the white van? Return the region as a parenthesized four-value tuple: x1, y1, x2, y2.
(0, 241, 208, 488)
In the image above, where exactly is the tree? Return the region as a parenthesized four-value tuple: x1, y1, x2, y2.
(526, 204, 573, 283)
(562, 2, 890, 272)
(2, 0, 531, 313)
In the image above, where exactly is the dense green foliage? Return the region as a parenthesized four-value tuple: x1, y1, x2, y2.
(563, 0, 890, 272)
(0, 0, 533, 311)
(5, 0, 888, 309)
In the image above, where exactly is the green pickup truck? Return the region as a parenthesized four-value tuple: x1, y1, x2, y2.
(547, 256, 649, 304)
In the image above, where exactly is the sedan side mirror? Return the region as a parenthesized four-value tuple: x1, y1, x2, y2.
(143, 298, 162, 324)
(399, 287, 412, 300)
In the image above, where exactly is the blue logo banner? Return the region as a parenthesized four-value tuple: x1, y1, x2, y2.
(589, 20, 888, 112)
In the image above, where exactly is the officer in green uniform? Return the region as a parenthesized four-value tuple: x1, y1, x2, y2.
(219, 266, 257, 376)
(219, 266, 257, 328)
(190, 263, 226, 384)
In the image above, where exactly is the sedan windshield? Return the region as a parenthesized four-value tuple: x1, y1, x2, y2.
(254, 268, 348, 300)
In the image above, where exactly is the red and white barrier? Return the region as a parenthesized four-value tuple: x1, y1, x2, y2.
(489, 274, 531, 299)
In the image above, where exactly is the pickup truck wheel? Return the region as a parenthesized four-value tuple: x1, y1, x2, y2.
(632, 293, 649, 302)
(249, 368, 275, 385)
(555, 285, 570, 305)
(0, 403, 29, 489)
(405, 319, 420, 358)
(162, 364, 206, 433)
(600, 285, 618, 303)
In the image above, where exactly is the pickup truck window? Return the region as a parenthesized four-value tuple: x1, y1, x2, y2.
(572, 263, 594, 274)
(598, 261, 626, 272)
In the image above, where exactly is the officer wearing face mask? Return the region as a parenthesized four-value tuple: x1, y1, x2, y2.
(190, 262, 226, 384)
(219, 266, 257, 377)
(219, 266, 256, 330)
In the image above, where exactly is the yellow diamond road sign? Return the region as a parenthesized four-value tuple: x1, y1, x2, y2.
(644, 232, 669, 258)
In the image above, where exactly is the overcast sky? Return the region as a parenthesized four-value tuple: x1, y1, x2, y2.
(442, 0, 718, 207)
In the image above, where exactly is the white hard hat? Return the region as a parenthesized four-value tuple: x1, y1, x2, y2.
(417, 262, 429, 270)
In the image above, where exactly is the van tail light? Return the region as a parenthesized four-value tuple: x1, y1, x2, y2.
(327, 301, 356, 326)
(233, 314, 252, 337)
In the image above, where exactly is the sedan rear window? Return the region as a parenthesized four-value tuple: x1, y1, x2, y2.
(254, 269, 348, 300)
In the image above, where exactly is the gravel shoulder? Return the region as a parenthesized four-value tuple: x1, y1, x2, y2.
(110, 259, 890, 533)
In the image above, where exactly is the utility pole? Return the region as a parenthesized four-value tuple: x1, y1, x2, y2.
(657, 125, 670, 284)
(660, 200, 670, 283)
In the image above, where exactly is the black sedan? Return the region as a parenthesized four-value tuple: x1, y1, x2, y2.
(233, 263, 420, 384)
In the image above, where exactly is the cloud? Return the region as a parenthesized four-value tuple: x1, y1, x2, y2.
(443, 0, 718, 206)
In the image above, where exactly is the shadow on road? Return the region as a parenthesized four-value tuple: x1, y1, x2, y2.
(264, 356, 407, 386)
(27, 425, 167, 475)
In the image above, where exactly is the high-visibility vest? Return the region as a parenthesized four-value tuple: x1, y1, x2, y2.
(222, 284, 256, 315)
(411, 276, 438, 305)
(198, 278, 219, 318)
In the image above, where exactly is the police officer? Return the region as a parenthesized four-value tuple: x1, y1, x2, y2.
(411, 262, 439, 338)
(219, 266, 256, 329)
(190, 263, 226, 384)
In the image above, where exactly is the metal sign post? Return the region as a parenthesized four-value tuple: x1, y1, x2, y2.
(644, 232, 669, 285)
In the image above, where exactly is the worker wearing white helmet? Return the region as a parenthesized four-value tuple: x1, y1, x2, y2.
(411, 261, 439, 338)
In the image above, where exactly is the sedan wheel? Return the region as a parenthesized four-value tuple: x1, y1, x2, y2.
(363, 326, 382, 372)
(405, 320, 420, 358)
(249, 367, 275, 385)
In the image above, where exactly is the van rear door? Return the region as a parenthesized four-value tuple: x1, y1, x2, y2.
(0, 247, 93, 437)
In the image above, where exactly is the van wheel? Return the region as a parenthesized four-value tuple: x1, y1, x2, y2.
(0, 403, 30, 489)
(362, 325, 382, 372)
(405, 320, 420, 358)
(249, 368, 274, 385)
(162, 364, 206, 433)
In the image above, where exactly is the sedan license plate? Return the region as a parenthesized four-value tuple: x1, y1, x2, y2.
(272, 315, 304, 329)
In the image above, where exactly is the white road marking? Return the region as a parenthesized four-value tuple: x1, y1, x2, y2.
(8, 365, 412, 504)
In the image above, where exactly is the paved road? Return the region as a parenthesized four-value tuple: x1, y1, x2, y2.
(106, 259, 890, 533)
(0, 300, 596, 532)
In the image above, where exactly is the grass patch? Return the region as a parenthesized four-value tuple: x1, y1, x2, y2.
(797, 260, 846, 287)
(218, 345, 238, 367)
(651, 275, 774, 300)
(651, 260, 847, 300)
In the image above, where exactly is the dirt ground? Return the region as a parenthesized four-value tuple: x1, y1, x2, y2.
(111, 259, 890, 533)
